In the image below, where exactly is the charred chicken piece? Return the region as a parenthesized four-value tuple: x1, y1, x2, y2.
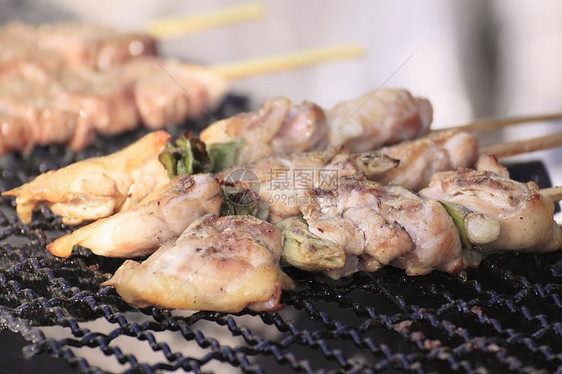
(202, 96, 332, 164)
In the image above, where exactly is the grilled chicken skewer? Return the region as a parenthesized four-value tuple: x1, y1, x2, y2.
(46, 149, 397, 258)
(99, 159, 561, 313)
(201, 89, 433, 163)
(288, 155, 561, 277)
(102, 214, 294, 312)
(1, 88, 422, 225)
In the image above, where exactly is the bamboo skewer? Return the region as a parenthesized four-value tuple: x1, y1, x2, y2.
(438, 112, 562, 133)
(210, 44, 366, 80)
(479, 131, 562, 158)
(144, 3, 266, 38)
(541, 186, 562, 202)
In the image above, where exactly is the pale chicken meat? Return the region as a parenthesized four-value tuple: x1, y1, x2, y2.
(326, 88, 433, 152)
(218, 150, 398, 222)
(379, 131, 479, 191)
(47, 174, 223, 258)
(22, 64, 140, 137)
(3, 131, 171, 225)
(0, 22, 157, 73)
(0, 77, 82, 149)
(118, 57, 228, 128)
(300, 177, 464, 276)
(201, 89, 432, 164)
(35, 22, 157, 72)
(202, 97, 330, 163)
(419, 156, 562, 253)
(102, 214, 294, 312)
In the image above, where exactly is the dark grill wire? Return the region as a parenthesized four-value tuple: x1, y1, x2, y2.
(0, 96, 560, 373)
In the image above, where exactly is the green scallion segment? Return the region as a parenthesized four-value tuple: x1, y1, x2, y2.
(208, 139, 244, 173)
(158, 132, 211, 179)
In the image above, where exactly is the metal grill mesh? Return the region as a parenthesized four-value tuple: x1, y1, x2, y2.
(0, 97, 561, 373)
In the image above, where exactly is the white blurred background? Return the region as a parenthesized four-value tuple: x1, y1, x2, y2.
(5, 0, 559, 185)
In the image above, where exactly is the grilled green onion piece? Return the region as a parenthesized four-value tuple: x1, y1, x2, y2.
(220, 188, 269, 221)
(276, 217, 346, 272)
(208, 139, 244, 173)
(158, 132, 211, 179)
(439, 201, 500, 250)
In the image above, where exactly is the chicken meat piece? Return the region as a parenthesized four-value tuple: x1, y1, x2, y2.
(218, 150, 398, 222)
(36, 22, 157, 72)
(201, 97, 330, 164)
(0, 112, 33, 155)
(3, 131, 171, 225)
(119, 57, 228, 128)
(326, 88, 433, 152)
(102, 214, 294, 312)
(300, 177, 464, 276)
(27, 65, 140, 137)
(0, 23, 63, 75)
(419, 156, 562, 253)
(0, 22, 156, 74)
(379, 130, 479, 191)
(0, 77, 84, 150)
(47, 173, 223, 258)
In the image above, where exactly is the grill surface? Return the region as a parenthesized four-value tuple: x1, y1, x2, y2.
(0, 97, 561, 373)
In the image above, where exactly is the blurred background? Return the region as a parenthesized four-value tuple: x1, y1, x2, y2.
(1, 1, 561, 372)
(2, 0, 560, 184)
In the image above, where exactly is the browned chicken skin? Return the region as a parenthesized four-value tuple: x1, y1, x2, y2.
(102, 214, 294, 312)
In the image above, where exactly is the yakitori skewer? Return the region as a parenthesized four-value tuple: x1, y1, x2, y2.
(98, 157, 562, 313)
(478, 131, 562, 158)
(541, 186, 562, 202)
(6, 91, 562, 228)
(437, 112, 562, 133)
(144, 2, 266, 38)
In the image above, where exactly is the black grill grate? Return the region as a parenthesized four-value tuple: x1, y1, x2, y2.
(0, 97, 561, 373)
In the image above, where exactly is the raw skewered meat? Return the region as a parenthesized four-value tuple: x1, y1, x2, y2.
(0, 58, 227, 153)
(2, 131, 170, 225)
(119, 57, 228, 129)
(102, 214, 294, 312)
(47, 173, 222, 258)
